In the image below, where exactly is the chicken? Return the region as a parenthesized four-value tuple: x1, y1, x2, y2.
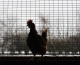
(26, 19, 47, 56)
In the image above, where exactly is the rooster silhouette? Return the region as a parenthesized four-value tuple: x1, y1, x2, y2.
(26, 19, 47, 56)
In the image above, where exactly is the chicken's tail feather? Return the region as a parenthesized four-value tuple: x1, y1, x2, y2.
(42, 29, 47, 41)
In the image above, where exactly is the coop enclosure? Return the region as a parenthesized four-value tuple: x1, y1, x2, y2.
(0, 0, 80, 56)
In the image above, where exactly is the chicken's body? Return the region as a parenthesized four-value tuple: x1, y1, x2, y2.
(26, 20, 47, 56)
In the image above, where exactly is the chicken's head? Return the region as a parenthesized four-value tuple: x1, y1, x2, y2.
(27, 19, 32, 25)
(27, 19, 35, 28)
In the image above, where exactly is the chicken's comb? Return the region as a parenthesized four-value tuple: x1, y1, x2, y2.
(27, 19, 33, 24)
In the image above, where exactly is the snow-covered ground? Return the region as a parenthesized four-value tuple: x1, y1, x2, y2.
(0, 51, 80, 57)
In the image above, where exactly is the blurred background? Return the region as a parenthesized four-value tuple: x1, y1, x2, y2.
(0, 0, 80, 56)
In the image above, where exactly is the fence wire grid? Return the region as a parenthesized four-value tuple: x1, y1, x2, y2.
(0, 0, 80, 56)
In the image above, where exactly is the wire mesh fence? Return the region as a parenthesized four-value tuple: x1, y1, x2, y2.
(0, 0, 80, 56)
